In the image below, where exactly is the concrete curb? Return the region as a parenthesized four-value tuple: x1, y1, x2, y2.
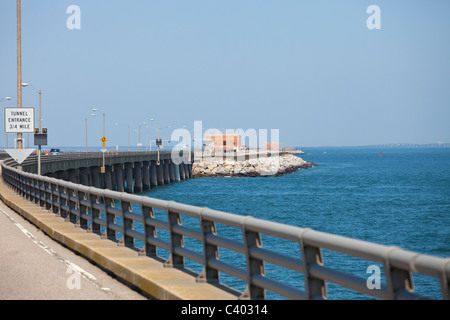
(0, 171, 239, 300)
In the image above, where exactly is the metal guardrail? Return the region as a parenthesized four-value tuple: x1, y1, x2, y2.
(1, 158, 449, 300)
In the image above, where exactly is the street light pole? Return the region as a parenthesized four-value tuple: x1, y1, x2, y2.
(93, 108, 106, 173)
(17, 0, 22, 150)
(150, 118, 160, 164)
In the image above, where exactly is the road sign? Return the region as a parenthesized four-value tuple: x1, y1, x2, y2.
(34, 133, 48, 146)
(4, 148, 35, 164)
(101, 136, 107, 143)
(4, 107, 35, 133)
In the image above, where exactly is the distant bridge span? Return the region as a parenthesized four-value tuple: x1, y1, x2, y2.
(22, 151, 192, 193)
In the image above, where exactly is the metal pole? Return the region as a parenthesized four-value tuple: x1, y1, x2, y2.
(17, 0, 22, 150)
(39, 90, 41, 131)
(38, 89, 41, 175)
(37, 140, 41, 175)
(157, 121, 160, 165)
(102, 112, 105, 173)
(85, 117, 88, 152)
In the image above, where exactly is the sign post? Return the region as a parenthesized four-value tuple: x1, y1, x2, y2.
(4, 107, 36, 165)
(101, 136, 107, 173)
(34, 128, 48, 175)
(156, 138, 162, 165)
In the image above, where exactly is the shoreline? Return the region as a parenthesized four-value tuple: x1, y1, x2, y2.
(191, 153, 317, 178)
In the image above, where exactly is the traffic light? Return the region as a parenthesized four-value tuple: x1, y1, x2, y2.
(35, 128, 39, 133)
(42, 128, 47, 133)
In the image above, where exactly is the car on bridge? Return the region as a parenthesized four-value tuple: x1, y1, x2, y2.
(49, 148, 62, 155)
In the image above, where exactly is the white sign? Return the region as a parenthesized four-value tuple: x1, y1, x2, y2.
(4, 107, 35, 133)
(4, 149, 35, 165)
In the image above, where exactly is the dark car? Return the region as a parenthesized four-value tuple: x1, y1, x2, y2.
(49, 148, 62, 155)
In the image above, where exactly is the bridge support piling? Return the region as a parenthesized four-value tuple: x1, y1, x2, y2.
(157, 163, 164, 186)
(105, 166, 113, 190)
(174, 164, 180, 181)
(134, 162, 143, 193)
(142, 161, 150, 190)
(150, 161, 158, 187)
(68, 169, 79, 184)
(125, 163, 134, 193)
(164, 160, 170, 184)
(91, 166, 101, 189)
(169, 161, 175, 183)
(187, 163, 192, 178)
(179, 163, 185, 181)
(114, 164, 124, 192)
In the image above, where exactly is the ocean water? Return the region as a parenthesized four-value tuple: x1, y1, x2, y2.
(137, 147, 450, 300)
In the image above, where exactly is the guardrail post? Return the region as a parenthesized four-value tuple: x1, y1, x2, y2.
(78, 190, 89, 230)
(383, 247, 414, 299)
(139, 203, 156, 256)
(119, 196, 134, 247)
(44, 179, 52, 210)
(441, 260, 450, 300)
(67, 186, 78, 224)
(31, 176, 38, 204)
(197, 209, 219, 283)
(38, 177, 44, 206)
(165, 203, 184, 268)
(102, 194, 116, 241)
(240, 217, 265, 300)
(50, 181, 58, 214)
(21, 174, 29, 199)
(89, 192, 101, 235)
(299, 229, 327, 300)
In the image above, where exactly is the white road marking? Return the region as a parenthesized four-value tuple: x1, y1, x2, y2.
(0, 207, 111, 293)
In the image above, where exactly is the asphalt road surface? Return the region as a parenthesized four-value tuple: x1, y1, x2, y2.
(0, 200, 148, 300)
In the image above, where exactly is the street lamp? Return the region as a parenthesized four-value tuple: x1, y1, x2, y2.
(149, 118, 161, 164)
(92, 107, 106, 173)
(85, 113, 96, 152)
(21, 83, 41, 131)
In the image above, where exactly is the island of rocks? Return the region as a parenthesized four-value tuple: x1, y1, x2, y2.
(191, 153, 316, 177)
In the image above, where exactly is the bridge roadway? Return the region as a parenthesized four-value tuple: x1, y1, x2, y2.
(0, 197, 147, 300)
(0, 160, 238, 300)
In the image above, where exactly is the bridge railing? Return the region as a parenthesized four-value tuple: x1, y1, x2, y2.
(2, 158, 449, 300)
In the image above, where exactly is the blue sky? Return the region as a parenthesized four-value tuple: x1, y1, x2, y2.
(1, 0, 449, 149)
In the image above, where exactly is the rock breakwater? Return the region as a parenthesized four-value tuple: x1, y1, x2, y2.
(192, 154, 316, 177)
